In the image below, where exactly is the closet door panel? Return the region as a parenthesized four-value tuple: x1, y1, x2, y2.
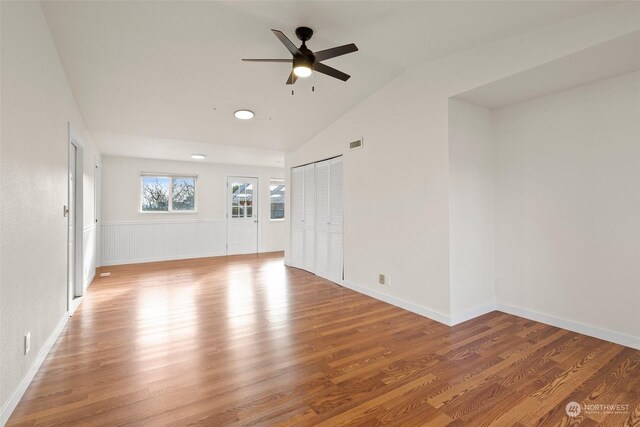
(329, 233, 344, 283)
(303, 229, 315, 272)
(291, 228, 304, 268)
(290, 166, 305, 268)
(314, 160, 331, 280)
(315, 161, 330, 229)
(315, 232, 329, 277)
(291, 167, 304, 226)
(302, 164, 315, 273)
(329, 159, 343, 230)
(289, 158, 342, 283)
(329, 158, 344, 283)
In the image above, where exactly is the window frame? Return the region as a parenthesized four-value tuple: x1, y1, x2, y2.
(140, 174, 198, 214)
(229, 181, 256, 219)
(269, 178, 285, 221)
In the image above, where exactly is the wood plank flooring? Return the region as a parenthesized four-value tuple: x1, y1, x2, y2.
(7, 252, 640, 426)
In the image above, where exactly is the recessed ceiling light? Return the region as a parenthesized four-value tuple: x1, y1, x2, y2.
(191, 154, 206, 160)
(234, 110, 254, 120)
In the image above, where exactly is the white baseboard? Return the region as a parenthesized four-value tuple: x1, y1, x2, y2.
(334, 281, 638, 350)
(341, 280, 451, 325)
(101, 251, 227, 266)
(318, 278, 639, 350)
(496, 303, 640, 350)
(283, 258, 292, 266)
(102, 250, 284, 267)
(449, 302, 497, 326)
(0, 313, 69, 426)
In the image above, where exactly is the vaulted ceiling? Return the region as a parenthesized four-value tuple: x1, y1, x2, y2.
(455, 30, 640, 110)
(42, 1, 617, 164)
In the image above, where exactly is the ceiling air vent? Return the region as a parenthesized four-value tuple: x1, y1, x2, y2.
(349, 139, 363, 150)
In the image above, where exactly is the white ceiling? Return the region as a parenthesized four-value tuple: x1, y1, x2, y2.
(454, 31, 640, 110)
(92, 131, 284, 167)
(42, 1, 618, 164)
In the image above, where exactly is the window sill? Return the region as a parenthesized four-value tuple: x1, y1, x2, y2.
(269, 218, 286, 222)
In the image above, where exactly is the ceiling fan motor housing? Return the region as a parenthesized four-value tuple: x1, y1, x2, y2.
(295, 27, 315, 67)
(295, 26, 314, 42)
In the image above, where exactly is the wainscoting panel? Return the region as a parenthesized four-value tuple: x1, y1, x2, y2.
(101, 220, 226, 266)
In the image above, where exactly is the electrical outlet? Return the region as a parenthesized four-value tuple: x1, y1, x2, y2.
(379, 274, 389, 286)
(24, 332, 31, 355)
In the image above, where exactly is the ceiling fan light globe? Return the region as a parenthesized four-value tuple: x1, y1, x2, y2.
(293, 66, 312, 78)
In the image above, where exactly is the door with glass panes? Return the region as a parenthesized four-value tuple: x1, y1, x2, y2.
(227, 177, 259, 254)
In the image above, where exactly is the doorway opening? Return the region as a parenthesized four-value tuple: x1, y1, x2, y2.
(68, 127, 84, 312)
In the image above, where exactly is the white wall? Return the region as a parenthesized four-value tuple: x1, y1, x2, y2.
(0, 1, 100, 418)
(100, 156, 285, 264)
(493, 71, 640, 343)
(285, 3, 640, 324)
(448, 99, 495, 323)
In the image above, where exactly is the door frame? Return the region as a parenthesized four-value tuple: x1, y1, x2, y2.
(225, 174, 260, 255)
(68, 124, 84, 312)
(94, 156, 102, 268)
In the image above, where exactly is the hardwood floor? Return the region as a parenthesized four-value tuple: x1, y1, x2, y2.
(8, 252, 640, 426)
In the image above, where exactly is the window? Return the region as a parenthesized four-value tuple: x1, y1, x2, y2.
(270, 179, 285, 220)
(171, 177, 196, 211)
(230, 182, 254, 218)
(141, 175, 196, 212)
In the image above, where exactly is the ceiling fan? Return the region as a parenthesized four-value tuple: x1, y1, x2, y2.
(242, 27, 358, 85)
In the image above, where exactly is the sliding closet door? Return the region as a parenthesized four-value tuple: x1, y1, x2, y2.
(328, 157, 344, 283)
(302, 164, 315, 273)
(290, 166, 305, 269)
(314, 160, 331, 280)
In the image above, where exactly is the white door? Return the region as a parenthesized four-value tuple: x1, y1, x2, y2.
(291, 167, 305, 268)
(290, 163, 316, 273)
(314, 157, 343, 284)
(227, 177, 259, 255)
(68, 143, 77, 309)
(302, 164, 315, 272)
(314, 160, 331, 279)
(328, 158, 344, 283)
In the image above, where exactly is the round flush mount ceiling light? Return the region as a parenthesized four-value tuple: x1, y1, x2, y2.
(191, 154, 206, 160)
(234, 109, 254, 120)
